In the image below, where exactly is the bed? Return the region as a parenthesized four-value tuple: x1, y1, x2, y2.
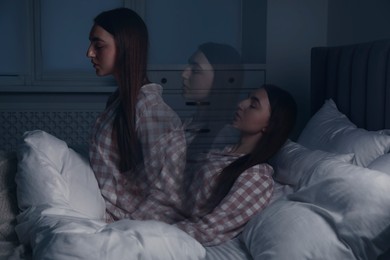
(238, 39, 390, 260)
(1, 39, 390, 259)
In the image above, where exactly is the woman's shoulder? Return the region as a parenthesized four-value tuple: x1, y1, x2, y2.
(138, 83, 170, 108)
(135, 83, 182, 129)
(241, 163, 274, 179)
(227, 163, 274, 195)
(140, 83, 163, 94)
(138, 83, 163, 103)
(203, 146, 240, 162)
(137, 83, 179, 113)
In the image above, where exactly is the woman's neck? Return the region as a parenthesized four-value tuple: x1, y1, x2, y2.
(231, 133, 262, 154)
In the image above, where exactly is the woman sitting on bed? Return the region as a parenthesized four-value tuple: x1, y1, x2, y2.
(174, 84, 297, 246)
(87, 8, 186, 223)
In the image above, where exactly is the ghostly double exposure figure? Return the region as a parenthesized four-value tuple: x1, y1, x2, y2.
(181, 42, 244, 157)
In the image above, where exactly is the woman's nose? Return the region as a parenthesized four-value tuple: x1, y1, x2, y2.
(86, 45, 95, 58)
(238, 98, 249, 110)
(237, 101, 244, 111)
(182, 66, 191, 79)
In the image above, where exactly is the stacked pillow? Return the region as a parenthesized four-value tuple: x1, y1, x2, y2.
(268, 139, 354, 188)
(298, 99, 390, 167)
(269, 99, 390, 188)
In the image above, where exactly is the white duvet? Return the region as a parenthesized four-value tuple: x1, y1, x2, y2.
(15, 130, 206, 260)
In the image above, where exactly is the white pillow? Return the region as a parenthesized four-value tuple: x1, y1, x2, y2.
(242, 200, 356, 260)
(16, 130, 105, 219)
(289, 159, 390, 258)
(269, 139, 353, 189)
(242, 158, 390, 259)
(368, 153, 390, 175)
(63, 148, 106, 219)
(298, 99, 390, 167)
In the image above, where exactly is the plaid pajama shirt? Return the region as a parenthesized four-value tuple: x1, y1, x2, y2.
(89, 83, 186, 223)
(89, 83, 273, 246)
(174, 147, 274, 246)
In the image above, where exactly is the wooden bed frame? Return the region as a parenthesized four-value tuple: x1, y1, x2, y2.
(311, 38, 390, 260)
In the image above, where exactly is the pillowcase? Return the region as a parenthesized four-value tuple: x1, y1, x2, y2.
(16, 130, 105, 219)
(268, 139, 353, 189)
(368, 153, 390, 175)
(242, 200, 356, 260)
(297, 99, 390, 167)
(289, 159, 390, 259)
(63, 148, 106, 219)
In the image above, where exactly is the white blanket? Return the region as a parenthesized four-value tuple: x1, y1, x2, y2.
(15, 130, 206, 260)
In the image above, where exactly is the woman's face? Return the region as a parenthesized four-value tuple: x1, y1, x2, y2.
(86, 25, 117, 77)
(232, 88, 271, 135)
(181, 50, 214, 101)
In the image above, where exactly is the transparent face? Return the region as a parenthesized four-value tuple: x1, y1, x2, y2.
(232, 88, 271, 135)
(181, 50, 214, 101)
(86, 25, 117, 77)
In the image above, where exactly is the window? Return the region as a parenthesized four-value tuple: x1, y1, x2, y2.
(0, 0, 266, 91)
(0, 0, 136, 91)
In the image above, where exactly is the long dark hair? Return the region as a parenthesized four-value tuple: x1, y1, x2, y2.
(201, 84, 297, 213)
(94, 8, 149, 177)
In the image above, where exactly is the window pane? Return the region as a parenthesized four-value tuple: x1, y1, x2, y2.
(0, 0, 28, 75)
(40, 0, 123, 72)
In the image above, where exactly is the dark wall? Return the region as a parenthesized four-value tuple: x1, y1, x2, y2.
(328, 0, 390, 46)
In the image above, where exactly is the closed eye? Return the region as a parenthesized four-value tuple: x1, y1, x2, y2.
(189, 63, 202, 73)
(250, 96, 260, 108)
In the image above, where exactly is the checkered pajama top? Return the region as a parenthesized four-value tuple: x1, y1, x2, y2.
(89, 83, 274, 246)
(89, 83, 186, 223)
(174, 147, 274, 246)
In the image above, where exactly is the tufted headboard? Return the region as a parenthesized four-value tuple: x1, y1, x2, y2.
(311, 39, 390, 131)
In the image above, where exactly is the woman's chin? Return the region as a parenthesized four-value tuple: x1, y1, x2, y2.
(95, 70, 110, 77)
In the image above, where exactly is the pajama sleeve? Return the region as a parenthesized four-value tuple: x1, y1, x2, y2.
(174, 164, 274, 246)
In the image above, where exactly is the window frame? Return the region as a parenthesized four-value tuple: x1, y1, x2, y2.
(0, 0, 142, 93)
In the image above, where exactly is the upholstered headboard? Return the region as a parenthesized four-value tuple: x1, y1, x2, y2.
(311, 39, 390, 131)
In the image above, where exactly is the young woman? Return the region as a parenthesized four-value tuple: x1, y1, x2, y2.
(182, 42, 244, 154)
(87, 8, 186, 223)
(175, 84, 297, 246)
(15, 8, 206, 258)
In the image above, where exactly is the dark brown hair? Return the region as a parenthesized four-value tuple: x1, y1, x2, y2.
(94, 8, 149, 176)
(202, 84, 297, 213)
